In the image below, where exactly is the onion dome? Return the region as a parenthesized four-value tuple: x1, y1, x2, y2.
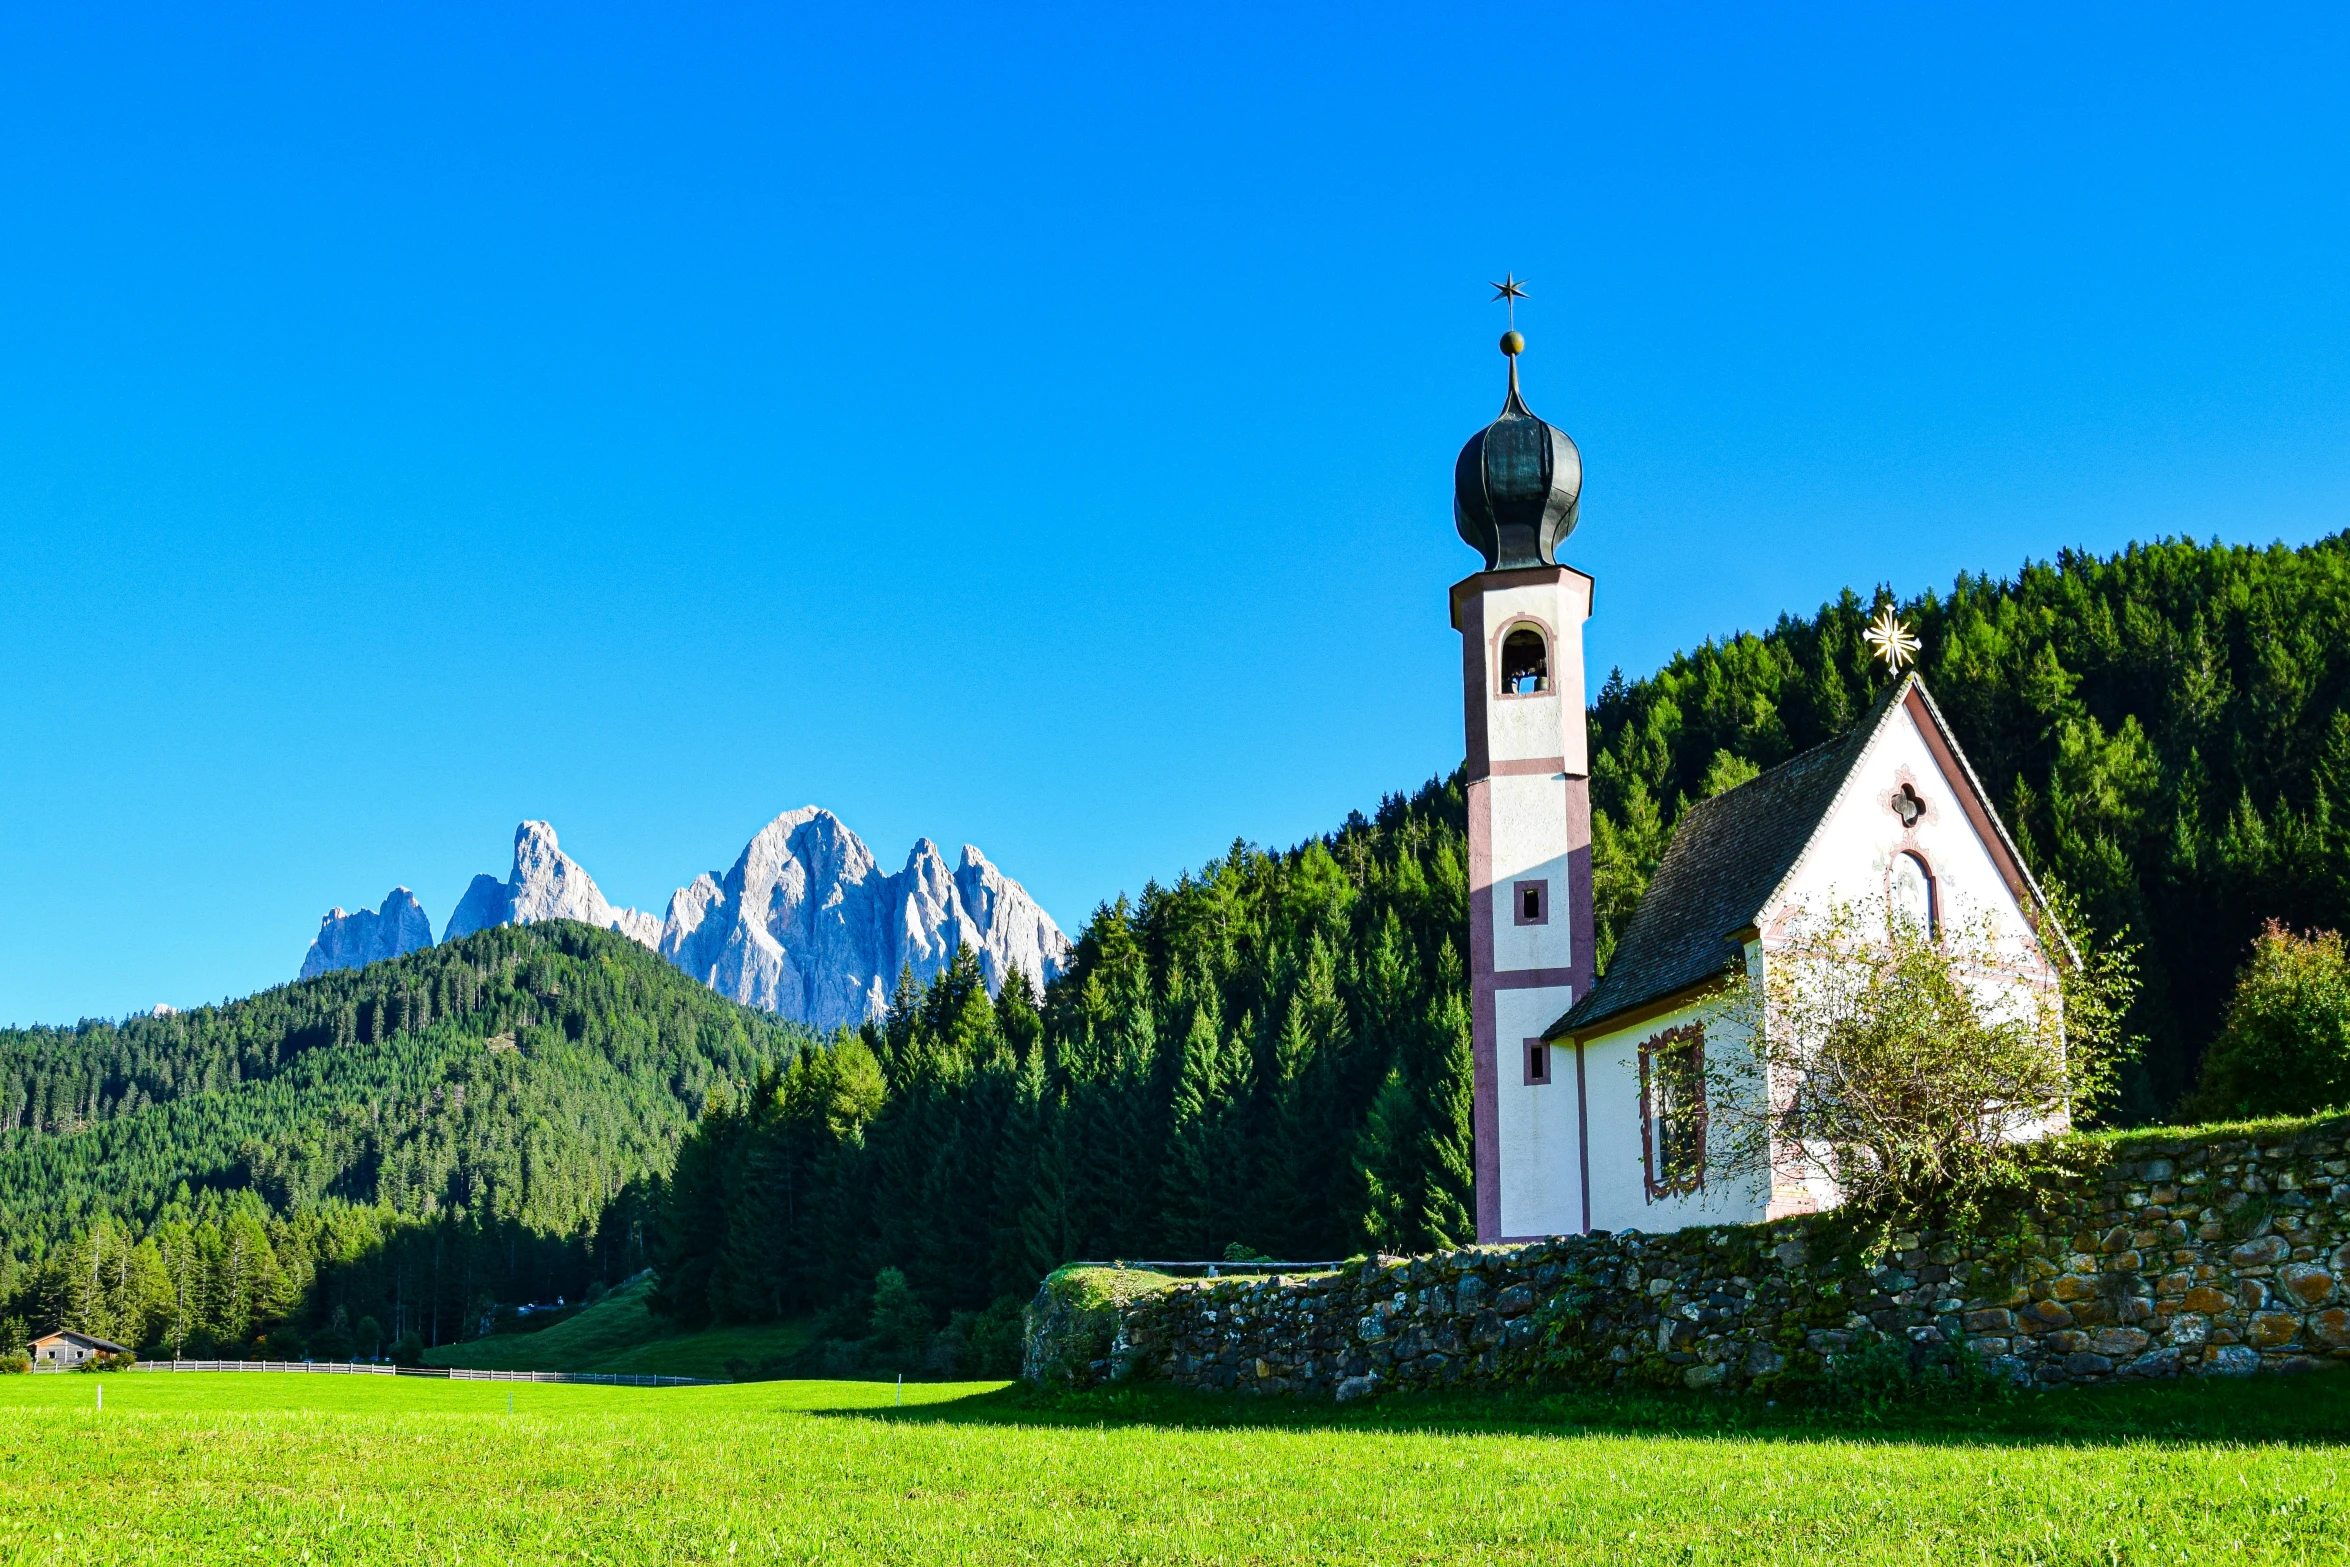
(1453, 333, 1581, 570)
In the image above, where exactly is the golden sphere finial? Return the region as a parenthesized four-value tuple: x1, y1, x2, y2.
(1499, 329, 1524, 356)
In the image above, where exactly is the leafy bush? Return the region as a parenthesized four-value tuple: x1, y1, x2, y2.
(1706, 896, 2136, 1231)
(924, 1295, 1028, 1379)
(2188, 923, 2350, 1119)
(962, 1296, 1027, 1378)
(0, 1354, 27, 1374)
(868, 1268, 932, 1368)
(386, 1331, 424, 1367)
(310, 1306, 354, 1362)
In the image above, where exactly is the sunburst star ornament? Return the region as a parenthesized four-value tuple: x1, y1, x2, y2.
(1490, 273, 1528, 332)
(1864, 607, 1921, 674)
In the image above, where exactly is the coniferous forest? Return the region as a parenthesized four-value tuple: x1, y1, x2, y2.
(8, 531, 2350, 1361)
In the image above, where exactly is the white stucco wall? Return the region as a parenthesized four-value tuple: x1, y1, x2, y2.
(1461, 567, 1594, 1242)
(1496, 980, 1581, 1238)
(1768, 702, 2047, 980)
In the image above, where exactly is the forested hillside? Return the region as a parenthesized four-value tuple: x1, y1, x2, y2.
(1588, 532, 2350, 1114)
(0, 923, 805, 1357)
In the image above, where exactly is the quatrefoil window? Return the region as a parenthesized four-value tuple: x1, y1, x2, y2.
(1892, 783, 1926, 829)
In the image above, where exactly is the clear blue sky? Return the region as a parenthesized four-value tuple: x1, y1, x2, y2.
(4, 4, 2347, 1024)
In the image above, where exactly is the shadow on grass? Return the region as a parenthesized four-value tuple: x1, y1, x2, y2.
(799, 1370, 2350, 1448)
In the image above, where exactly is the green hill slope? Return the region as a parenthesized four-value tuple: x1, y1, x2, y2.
(423, 1272, 815, 1378)
(0, 922, 809, 1355)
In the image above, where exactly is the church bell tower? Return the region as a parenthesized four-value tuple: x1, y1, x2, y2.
(1450, 315, 1596, 1243)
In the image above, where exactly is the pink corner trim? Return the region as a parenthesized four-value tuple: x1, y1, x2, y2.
(1467, 776, 1500, 1245)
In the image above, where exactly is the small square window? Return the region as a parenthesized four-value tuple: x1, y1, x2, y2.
(1513, 879, 1548, 926)
(1523, 1038, 1551, 1086)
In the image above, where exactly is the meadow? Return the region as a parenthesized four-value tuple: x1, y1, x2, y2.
(7, 1370, 2350, 1564)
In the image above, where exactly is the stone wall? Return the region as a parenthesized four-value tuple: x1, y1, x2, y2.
(1036, 1122, 2350, 1398)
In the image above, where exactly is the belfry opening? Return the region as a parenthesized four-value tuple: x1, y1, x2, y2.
(1501, 626, 1549, 694)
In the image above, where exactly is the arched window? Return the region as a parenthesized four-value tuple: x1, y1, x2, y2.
(1501, 626, 1549, 694)
(1890, 851, 1936, 936)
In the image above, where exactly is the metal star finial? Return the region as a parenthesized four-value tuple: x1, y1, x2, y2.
(1864, 607, 1921, 674)
(1490, 273, 1528, 330)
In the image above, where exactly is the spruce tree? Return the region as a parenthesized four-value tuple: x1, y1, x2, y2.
(1252, 935, 1349, 1257)
(1408, 944, 1476, 1249)
(1159, 983, 1255, 1257)
(989, 1043, 1052, 1297)
(1352, 1064, 1415, 1253)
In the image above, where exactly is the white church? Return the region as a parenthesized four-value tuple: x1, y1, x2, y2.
(1450, 323, 2066, 1241)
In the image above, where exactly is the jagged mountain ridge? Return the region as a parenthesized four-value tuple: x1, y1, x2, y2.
(297, 888, 435, 979)
(660, 807, 1065, 1029)
(301, 812, 1069, 1028)
(442, 821, 664, 949)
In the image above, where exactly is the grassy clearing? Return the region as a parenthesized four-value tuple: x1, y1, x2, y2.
(6, 1370, 2350, 1563)
(2071, 1109, 2350, 1153)
(423, 1274, 815, 1378)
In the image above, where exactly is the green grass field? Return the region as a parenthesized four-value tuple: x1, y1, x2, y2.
(422, 1273, 815, 1378)
(8, 1370, 2350, 1563)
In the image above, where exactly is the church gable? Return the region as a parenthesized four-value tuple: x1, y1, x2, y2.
(1553, 673, 2057, 1042)
(1764, 678, 2056, 968)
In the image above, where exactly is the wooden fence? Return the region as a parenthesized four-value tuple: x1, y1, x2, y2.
(131, 1360, 710, 1387)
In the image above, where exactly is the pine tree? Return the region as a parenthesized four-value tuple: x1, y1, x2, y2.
(1252, 934, 1350, 1257)
(1409, 946, 1476, 1249)
(1352, 1064, 1415, 1252)
(1159, 984, 1255, 1257)
(990, 1043, 1053, 1297)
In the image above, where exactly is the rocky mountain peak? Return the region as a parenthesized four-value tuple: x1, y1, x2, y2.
(656, 807, 1069, 1029)
(443, 821, 661, 949)
(300, 887, 436, 979)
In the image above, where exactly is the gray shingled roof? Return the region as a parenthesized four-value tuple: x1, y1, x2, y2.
(1547, 683, 1903, 1040)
